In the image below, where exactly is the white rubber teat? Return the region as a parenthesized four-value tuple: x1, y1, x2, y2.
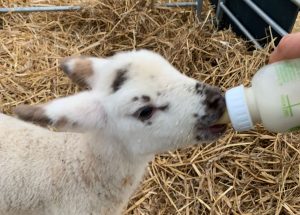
(225, 85, 253, 131)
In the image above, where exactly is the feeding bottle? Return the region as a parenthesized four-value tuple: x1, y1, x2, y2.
(217, 58, 300, 133)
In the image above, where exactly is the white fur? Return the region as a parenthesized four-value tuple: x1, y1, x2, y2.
(0, 50, 225, 214)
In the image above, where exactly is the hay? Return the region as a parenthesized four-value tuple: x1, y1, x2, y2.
(293, 13, 300, 33)
(1, 0, 300, 214)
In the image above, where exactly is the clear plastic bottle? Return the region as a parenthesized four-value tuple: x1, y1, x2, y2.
(217, 58, 300, 133)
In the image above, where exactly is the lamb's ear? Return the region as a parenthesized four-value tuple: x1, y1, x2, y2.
(59, 56, 108, 89)
(14, 92, 107, 131)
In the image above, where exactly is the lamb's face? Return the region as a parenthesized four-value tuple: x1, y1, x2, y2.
(15, 50, 226, 155)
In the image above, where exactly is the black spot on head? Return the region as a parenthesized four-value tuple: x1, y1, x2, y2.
(132, 97, 138, 101)
(112, 69, 127, 92)
(141, 95, 150, 102)
(146, 121, 152, 126)
(195, 82, 205, 95)
(157, 92, 161, 96)
(193, 113, 198, 118)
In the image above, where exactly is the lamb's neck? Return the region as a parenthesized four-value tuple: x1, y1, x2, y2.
(81, 132, 153, 199)
(85, 132, 153, 168)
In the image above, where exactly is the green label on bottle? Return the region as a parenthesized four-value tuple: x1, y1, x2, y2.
(281, 95, 300, 117)
(276, 61, 300, 86)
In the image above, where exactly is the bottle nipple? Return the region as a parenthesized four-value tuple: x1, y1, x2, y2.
(215, 110, 230, 125)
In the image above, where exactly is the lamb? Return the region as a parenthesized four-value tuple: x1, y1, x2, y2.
(0, 49, 226, 215)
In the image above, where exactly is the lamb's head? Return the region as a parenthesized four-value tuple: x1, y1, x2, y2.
(15, 49, 226, 155)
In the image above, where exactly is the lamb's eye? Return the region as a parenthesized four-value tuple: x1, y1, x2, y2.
(134, 106, 155, 121)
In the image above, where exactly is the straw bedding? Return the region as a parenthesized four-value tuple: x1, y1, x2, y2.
(293, 14, 300, 33)
(1, 0, 300, 214)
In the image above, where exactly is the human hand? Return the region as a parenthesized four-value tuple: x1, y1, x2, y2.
(269, 32, 300, 64)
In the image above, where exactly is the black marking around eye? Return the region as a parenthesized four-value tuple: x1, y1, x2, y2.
(158, 104, 169, 111)
(112, 69, 127, 92)
(141, 95, 150, 102)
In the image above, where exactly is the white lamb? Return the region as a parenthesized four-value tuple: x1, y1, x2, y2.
(0, 49, 226, 215)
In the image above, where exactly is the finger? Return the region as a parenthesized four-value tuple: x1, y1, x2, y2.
(269, 32, 300, 64)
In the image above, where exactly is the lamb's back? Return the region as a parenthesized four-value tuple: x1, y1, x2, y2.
(0, 113, 84, 213)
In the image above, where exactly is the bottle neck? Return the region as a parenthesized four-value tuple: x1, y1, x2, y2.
(244, 87, 261, 124)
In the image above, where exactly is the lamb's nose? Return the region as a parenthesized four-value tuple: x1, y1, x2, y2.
(204, 87, 225, 112)
(198, 86, 226, 126)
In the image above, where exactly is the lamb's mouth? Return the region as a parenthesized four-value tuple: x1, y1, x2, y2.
(195, 124, 227, 141)
(201, 124, 227, 135)
(195, 110, 227, 141)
